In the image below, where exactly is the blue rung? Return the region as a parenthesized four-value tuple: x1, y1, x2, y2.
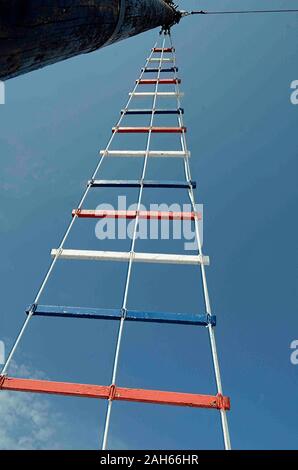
(121, 109, 184, 115)
(89, 180, 196, 189)
(26, 305, 216, 326)
(127, 311, 216, 327)
(142, 67, 178, 73)
(27, 305, 121, 321)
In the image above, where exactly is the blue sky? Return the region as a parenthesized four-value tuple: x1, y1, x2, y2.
(0, 0, 297, 449)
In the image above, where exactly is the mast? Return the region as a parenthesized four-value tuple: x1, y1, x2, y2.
(0, 0, 179, 80)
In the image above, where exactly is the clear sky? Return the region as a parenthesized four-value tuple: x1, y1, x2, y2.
(0, 0, 297, 450)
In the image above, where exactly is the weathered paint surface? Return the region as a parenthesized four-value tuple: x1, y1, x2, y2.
(0, 0, 177, 80)
(26, 304, 215, 326)
(0, 376, 230, 409)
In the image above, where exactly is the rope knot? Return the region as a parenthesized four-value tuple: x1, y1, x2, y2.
(0, 375, 6, 389)
(109, 384, 117, 401)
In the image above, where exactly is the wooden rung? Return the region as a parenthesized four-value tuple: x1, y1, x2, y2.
(51, 249, 210, 266)
(72, 209, 201, 221)
(129, 92, 184, 98)
(148, 58, 174, 62)
(112, 127, 186, 134)
(152, 48, 175, 53)
(99, 150, 190, 158)
(137, 79, 181, 85)
(27, 304, 216, 326)
(0, 376, 230, 410)
(89, 179, 196, 189)
(142, 67, 178, 73)
(121, 109, 184, 115)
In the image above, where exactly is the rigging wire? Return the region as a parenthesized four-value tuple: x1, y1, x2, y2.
(189, 9, 298, 16)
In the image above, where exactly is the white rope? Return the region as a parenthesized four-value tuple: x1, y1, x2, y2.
(101, 34, 167, 451)
(169, 33, 231, 450)
(0, 42, 158, 377)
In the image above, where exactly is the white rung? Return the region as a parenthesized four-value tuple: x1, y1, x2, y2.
(129, 92, 184, 98)
(99, 150, 191, 158)
(148, 58, 174, 62)
(51, 249, 210, 266)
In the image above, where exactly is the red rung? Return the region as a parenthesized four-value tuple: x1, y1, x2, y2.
(137, 79, 181, 85)
(153, 48, 174, 53)
(112, 127, 187, 134)
(72, 210, 201, 221)
(0, 376, 110, 399)
(0, 376, 230, 410)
